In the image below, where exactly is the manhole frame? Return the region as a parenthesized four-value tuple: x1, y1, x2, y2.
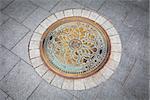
(28, 9, 122, 90)
(40, 16, 111, 79)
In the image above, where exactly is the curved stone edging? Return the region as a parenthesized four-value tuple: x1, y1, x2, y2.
(28, 9, 122, 90)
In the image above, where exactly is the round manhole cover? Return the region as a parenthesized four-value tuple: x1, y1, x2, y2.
(40, 17, 111, 78)
(29, 9, 122, 90)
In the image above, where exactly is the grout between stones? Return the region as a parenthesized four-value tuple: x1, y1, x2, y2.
(34, 63, 44, 69)
(0, 0, 15, 12)
(21, 5, 39, 24)
(0, 88, 15, 100)
(28, 0, 51, 12)
(65, 90, 80, 100)
(49, 0, 62, 13)
(0, 58, 21, 82)
(0, 13, 10, 27)
(72, 0, 96, 12)
(30, 56, 41, 60)
(97, 0, 107, 12)
(10, 30, 30, 50)
(1, 44, 33, 68)
(122, 58, 137, 86)
(1, 12, 31, 31)
(26, 80, 43, 100)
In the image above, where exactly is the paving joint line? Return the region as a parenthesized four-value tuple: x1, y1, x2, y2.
(72, 0, 85, 8)
(0, 59, 21, 82)
(72, 0, 95, 11)
(94, 83, 106, 100)
(116, 78, 132, 98)
(49, 74, 56, 84)
(30, 56, 41, 60)
(121, 77, 138, 99)
(0, 45, 46, 100)
(65, 90, 80, 100)
(28, 0, 54, 12)
(0, 17, 10, 27)
(26, 80, 43, 100)
(28, 0, 39, 8)
(34, 63, 44, 69)
(1, 12, 31, 31)
(49, 0, 62, 13)
(21, 5, 39, 23)
(0, 0, 15, 12)
(28, 0, 40, 8)
(0, 88, 15, 100)
(129, 2, 148, 12)
(1, 46, 46, 100)
(1, 45, 33, 68)
(97, 0, 106, 12)
(122, 58, 137, 86)
(10, 30, 31, 50)
(41, 69, 49, 77)
(0, 12, 10, 26)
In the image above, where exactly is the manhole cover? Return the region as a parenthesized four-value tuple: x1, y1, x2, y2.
(29, 9, 122, 90)
(40, 17, 111, 78)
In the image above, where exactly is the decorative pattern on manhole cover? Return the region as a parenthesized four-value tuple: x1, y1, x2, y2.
(40, 17, 111, 79)
(29, 9, 122, 90)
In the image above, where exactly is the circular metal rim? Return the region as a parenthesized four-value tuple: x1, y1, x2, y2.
(40, 16, 111, 79)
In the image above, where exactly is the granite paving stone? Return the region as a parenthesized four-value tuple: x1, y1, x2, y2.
(0, 12, 9, 26)
(115, 24, 134, 48)
(11, 31, 33, 64)
(2, 0, 37, 22)
(98, 1, 132, 32)
(23, 7, 50, 31)
(7, 97, 13, 100)
(111, 52, 136, 84)
(0, 60, 42, 100)
(124, 5, 148, 37)
(123, 59, 149, 100)
(28, 81, 73, 100)
(30, 0, 60, 11)
(122, 91, 138, 100)
(71, 97, 78, 100)
(74, 87, 98, 100)
(123, 30, 148, 61)
(50, 0, 84, 13)
(0, 18, 29, 49)
(95, 79, 128, 100)
(0, 89, 9, 100)
(66, 90, 78, 98)
(128, 0, 149, 12)
(0, 0, 14, 10)
(71, 79, 129, 100)
(99, 6, 134, 49)
(0, 46, 20, 80)
(99, 1, 130, 20)
(74, 0, 105, 11)
(68, 84, 100, 100)
(138, 35, 149, 62)
(6, 97, 13, 100)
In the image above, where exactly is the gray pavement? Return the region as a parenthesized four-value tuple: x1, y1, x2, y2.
(0, 0, 149, 100)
